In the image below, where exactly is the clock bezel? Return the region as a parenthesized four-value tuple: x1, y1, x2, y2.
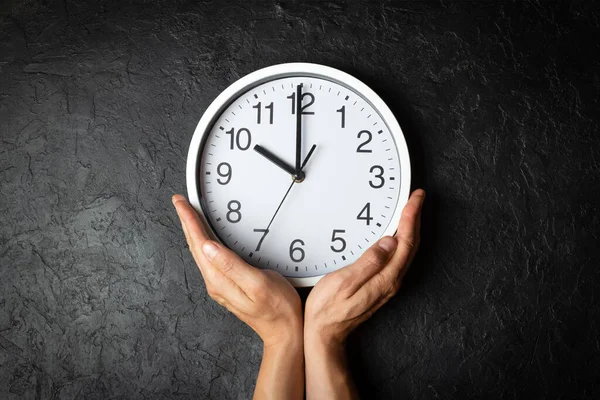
(186, 62, 411, 287)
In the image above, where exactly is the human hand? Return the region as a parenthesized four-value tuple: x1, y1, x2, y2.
(173, 194, 304, 399)
(172, 194, 302, 347)
(305, 188, 424, 346)
(303, 189, 425, 399)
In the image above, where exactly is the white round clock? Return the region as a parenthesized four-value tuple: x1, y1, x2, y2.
(186, 63, 411, 287)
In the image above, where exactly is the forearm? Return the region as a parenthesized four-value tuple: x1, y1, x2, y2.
(304, 337, 358, 400)
(254, 336, 304, 400)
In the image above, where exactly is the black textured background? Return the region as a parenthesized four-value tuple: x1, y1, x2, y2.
(1, 1, 599, 399)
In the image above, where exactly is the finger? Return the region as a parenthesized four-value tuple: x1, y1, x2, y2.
(202, 240, 265, 300)
(333, 235, 398, 297)
(389, 189, 425, 276)
(172, 194, 210, 246)
(172, 194, 215, 273)
(172, 194, 209, 241)
(172, 195, 191, 242)
(363, 189, 425, 295)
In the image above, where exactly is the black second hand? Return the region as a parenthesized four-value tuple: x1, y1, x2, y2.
(264, 180, 295, 233)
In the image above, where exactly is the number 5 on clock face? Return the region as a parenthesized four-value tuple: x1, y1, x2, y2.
(187, 63, 411, 287)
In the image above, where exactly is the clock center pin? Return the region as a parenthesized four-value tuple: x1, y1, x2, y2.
(293, 171, 306, 183)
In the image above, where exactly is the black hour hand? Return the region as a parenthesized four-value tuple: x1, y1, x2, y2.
(254, 145, 297, 177)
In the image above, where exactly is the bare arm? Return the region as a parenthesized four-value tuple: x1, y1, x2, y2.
(255, 335, 304, 400)
(304, 339, 357, 400)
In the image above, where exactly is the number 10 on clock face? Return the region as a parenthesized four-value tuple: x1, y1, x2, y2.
(189, 65, 410, 286)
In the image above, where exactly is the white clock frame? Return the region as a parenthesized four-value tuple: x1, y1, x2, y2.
(186, 63, 411, 287)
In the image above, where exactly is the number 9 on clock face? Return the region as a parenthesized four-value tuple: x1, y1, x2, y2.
(186, 63, 411, 287)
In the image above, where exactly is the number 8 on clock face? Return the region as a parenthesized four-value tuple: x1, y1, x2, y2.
(186, 63, 411, 287)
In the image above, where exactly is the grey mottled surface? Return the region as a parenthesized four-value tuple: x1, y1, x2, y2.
(1, 1, 599, 399)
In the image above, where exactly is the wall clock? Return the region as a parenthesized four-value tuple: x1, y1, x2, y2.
(186, 63, 411, 287)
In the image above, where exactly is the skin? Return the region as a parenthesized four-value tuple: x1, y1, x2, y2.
(172, 189, 425, 399)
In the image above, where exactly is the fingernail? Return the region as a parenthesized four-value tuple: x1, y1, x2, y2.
(378, 236, 397, 252)
(202, 241, 219, 260)
(172, 194, 185, 207)
(420, 190, 426, 204)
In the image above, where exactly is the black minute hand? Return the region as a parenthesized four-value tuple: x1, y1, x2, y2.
(295, 83, 303, 173)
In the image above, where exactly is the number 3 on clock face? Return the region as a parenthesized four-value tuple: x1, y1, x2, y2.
(186, 63, 411, 287)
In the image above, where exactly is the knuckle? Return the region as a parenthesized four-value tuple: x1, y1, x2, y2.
(373, 273, 389, 293)
(218, 257, 236, 274)
(363, 248, 388, 269)
(248, 279, 267, 299)
(324, 273, 346, 291)
(206, 284, 219, 299)
(399, 236, 418, 251)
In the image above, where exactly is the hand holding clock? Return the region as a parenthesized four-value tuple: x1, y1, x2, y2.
(172, 188, 425, 399)
(172, 194, 304, 400)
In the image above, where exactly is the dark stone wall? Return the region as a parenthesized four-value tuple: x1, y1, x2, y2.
(1, 1, 598, 398)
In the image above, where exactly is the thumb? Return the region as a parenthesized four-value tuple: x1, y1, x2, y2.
(334, 236, 398, 296)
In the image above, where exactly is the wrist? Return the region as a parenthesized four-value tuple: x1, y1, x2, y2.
(304, 324, 346, 355)
(262, 320, 303, 351)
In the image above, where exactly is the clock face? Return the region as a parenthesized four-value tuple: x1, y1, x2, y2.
(188, 64, 410, 286)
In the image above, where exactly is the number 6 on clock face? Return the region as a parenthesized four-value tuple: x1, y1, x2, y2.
(186, 63, 411, 287)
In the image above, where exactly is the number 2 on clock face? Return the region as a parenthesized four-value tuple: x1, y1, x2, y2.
(193, 69, 409, 286)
